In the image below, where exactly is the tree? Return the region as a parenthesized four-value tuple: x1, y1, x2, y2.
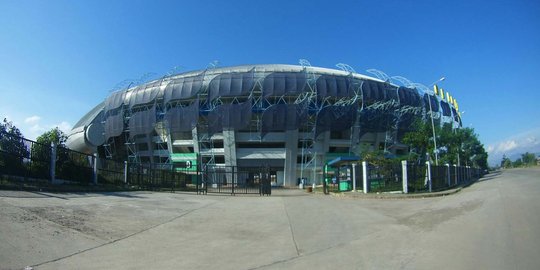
(402, 119, 436, 164)
(513, 158, 523, 168)
(438, 123, 459, 165)
(521, 152, 536, 167)
(31, 127, 67, 162)
(30, 127, 68, 178)
(0, 118, 29, 173)
(402, 120, 488, 170)
(501, 154, 512, 169)
(35, 127, 67, 147)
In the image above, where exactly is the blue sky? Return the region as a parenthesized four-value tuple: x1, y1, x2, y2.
(1, 0, 539, 165)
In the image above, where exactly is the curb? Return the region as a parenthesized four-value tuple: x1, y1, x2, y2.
(312, 186, 464, 199)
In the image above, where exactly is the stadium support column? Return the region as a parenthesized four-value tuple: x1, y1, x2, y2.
(223, 129, 237, 168)
(165, 129, 174, 160)
(313, 131, 330, 184)
(284, 129, 299, 187)
(350, 112, 361, 156)
(192, 127, 200, 153)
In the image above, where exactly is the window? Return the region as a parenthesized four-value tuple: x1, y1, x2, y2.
(329, 147, 349, 153)
(237, 142, 285, 148)
(138, 143, 149, 151)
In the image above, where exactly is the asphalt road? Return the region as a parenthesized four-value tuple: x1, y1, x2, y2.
(1, 168, 539, 270)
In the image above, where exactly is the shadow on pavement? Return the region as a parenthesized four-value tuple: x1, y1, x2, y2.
(477, 171, 502, 182)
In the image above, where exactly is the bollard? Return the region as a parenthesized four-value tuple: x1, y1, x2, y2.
(362, 161, 368, 194)
(93, 153, 98, 185)
(402, 160, 408, 194)
(352, 163, 357, 192)
(426, 161, 432, 192)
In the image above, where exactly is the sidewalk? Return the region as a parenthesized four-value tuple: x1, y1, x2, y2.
(308, 185, 466, 199)
(333, 186, 463, 199)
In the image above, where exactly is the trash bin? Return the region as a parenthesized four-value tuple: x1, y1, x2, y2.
(339, 181, 350, 191)
(307, 186, 313, 192)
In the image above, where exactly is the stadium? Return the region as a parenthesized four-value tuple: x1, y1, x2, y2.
(66, 63, 462, 187)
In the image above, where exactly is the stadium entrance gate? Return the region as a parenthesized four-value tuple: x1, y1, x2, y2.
(198, 165, 271, 196)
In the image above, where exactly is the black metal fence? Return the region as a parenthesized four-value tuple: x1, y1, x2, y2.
(430, 165, 448, 191)
(0, 134, 51, 188)
(97, 158, 125, 186)
(2, 132, 483, 195)
(0, 133, 202, 192)
(406, 163, 429, 192)
(127, 163, 200, 192)
(368, 163, 403, 193)
(200, 166, 272, 195)
(55, 147, 94, 184)
(323, 161, 485, 194)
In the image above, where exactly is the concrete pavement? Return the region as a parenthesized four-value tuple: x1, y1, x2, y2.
(1, 168, 539, 269)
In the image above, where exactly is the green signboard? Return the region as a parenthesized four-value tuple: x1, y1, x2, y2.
(170, 153, 198, 172)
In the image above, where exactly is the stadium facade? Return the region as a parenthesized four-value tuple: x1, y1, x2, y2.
(67, 64, 462, 187)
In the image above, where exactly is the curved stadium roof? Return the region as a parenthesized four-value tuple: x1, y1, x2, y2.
(68, 64, 461, 152)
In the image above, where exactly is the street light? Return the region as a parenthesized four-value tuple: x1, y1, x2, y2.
(427, 77, 445, 166)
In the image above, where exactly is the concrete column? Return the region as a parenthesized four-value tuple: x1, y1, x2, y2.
(191, 127, 200, 153)
(191, 127, 200, 170)
(362, 161, 368, 194)
(164, 128, 174, 164)
(446, 164, 451, 187)
(50, 142, 56, 183)
(402, 160, 408, 194)
(93, 153, 98, 185)
(223, 129, 237, 184)
(349, 109, 362, 156)
(352, 163, 357, 192)
(313, 131, 330, 185)
(222, 129, 237, 167)
(426, 161, 432, 192)
(284, 129, 299, 187)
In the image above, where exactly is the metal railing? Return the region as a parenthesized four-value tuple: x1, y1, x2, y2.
(0, 133, 202, 192)
(200, 166, 272, 195)
(324, 160, 485, 194)
(1, 134, 51, 188)
(368, 163, 403, 193)
(1, 133, 484, 195)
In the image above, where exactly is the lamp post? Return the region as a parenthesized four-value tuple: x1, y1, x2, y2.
(427, 77, 445, 166)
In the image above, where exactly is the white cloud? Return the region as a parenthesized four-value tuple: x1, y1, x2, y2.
(29, 124, 46, 133)
(487, 128, 540, 166)
(495, 140, 518, 153)
(24, 115, 41, 124)
(526, 136, 539, 145)
(27, 124, 46, 141)
(53, 121, 72, 133)
(6, 114, 73, 141)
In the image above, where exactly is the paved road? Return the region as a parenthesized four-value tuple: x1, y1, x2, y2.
(1, 168, 539, 270)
